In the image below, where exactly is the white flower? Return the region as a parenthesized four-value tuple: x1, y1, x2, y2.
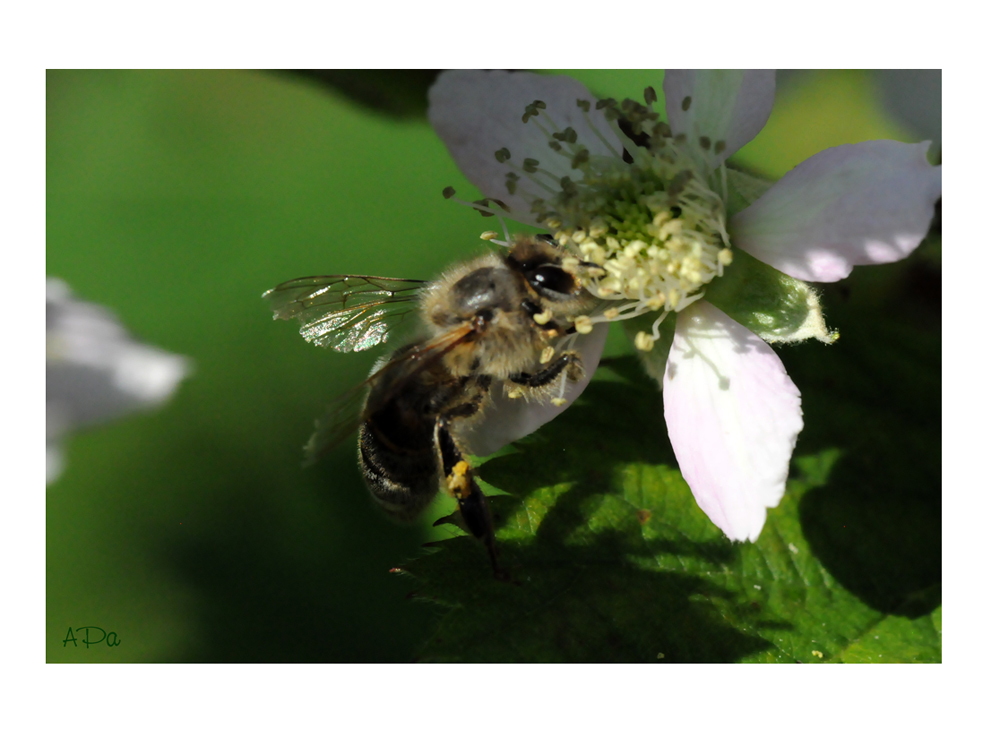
(429, 70, 941, 542)
(47, 278, 191, 484)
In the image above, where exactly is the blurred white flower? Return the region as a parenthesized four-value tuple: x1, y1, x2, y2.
(46, 278, 190, 484)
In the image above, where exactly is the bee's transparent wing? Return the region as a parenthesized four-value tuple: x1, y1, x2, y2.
(302, 378, 371, 466)
(263, 275, 425, 352)
(303, 323, 475, 465)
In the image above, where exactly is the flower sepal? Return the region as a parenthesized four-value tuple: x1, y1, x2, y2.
(704, 247, 836, 345)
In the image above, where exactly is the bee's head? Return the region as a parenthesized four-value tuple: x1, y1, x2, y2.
(505, 236, 597, 310)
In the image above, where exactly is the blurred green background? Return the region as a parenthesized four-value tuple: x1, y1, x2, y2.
(46, 69, 938, 662)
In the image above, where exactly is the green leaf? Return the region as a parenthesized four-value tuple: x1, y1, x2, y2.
(399, 260, 940, 663)
(835, 598, 941, 663)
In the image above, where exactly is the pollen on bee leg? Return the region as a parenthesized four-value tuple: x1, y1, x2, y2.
(507, 385, 526, 399)
(446, 460, 473, 499)
(540, 346, 555, 364)
(550, 397, 567, 406)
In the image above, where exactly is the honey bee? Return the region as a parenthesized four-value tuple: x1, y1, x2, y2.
(263, 235, 602, 578)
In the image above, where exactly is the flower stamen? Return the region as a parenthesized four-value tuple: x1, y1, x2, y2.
(496, 95, 735, 345)
(447, 92, 734, 347)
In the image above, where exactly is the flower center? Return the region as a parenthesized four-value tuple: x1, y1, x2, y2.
(492, 91, 732, 350)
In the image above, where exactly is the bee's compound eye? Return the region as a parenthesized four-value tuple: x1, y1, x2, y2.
(531, 265, 575, 296)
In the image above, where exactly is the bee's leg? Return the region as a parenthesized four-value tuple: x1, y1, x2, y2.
(509, 351, 584, 389)
(434, 419, 508, 581)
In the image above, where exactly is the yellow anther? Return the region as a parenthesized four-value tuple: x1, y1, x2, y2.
(589, 218, 609, 237)
(540, 346, 555, 364)
(574, 315, 594, 334)
(625, 241, 646, 258)
(550, 397, 568, 407)
(603, 307, 619, 320)
(634, 331, 655, 351)
(603, 259, 625, 275)
(718, 248, 733, 265)
(657, 220, 683, 241)
(480, 231, 498, 241)
(533, 309, 553, 326)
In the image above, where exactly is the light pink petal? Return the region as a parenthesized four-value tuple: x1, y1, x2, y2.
(428, 70, 621, 215)
(662, 70, 775, 170)
(456, 323, 609, 457)
(730, 140, 941, 282)
(663, 301, 802, 542)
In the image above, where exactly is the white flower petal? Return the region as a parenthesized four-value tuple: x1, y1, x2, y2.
(663, 301, 802, 542)
(456, 323, 609, 457)
(428, 70, 621, 215)
(46, 442, 65, 485)
(730, 140, 941, 282)
(47, 278, 190, 483)
(662, 70, 775, 170)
